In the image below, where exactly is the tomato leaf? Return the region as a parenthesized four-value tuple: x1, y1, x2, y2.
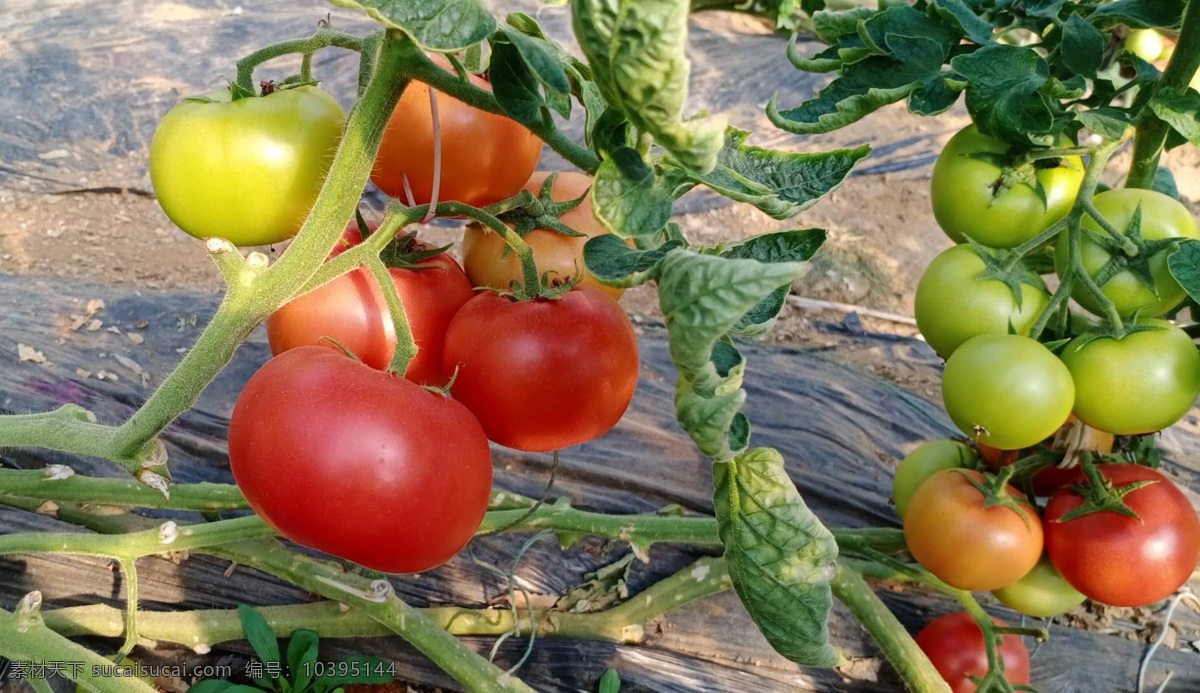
(1075, 107, 1130, 140)
(497, 26, 570, 95)
(286, 629, 320, 691)
(489, 39, 545, 125)
(675, 348, 747, 458)
(571, 0, 725, 173)
(721, 229, 826, 335)
(583, 235, 683, 288)
(951, 44, 1060, 146)
(1154, 166, 1180, 200)
(660, 128, 870, 220)
(1024, 0, 1064, 18)
(657, 250, 807, 393)
(1168, 240, 1200, 305)
(714, 447, 841, 667)
(1088, 0, 1186, 29)
(811, 7, 874, 43)
(1149, 87, 1200, 149)
(238, 604, 281, 665)
(593, 149, 673, 238)
(328, 0, 496, 51)
(598, 669, 622, 693)
(929, 0, 994, 46)
(1061, 14, 1105, 79)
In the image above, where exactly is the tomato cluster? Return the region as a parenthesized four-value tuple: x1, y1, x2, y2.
(157, 64, 642, 574)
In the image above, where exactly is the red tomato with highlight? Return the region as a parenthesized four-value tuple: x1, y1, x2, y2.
(229, 347, 493, 573)
(442, 287, 639, 452)
(916, 612, 1030, 693)
(267, 226, 474, 385)
(1045, 464, 1200, 606)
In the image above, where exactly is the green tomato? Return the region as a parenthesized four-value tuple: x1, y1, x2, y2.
(993, 556, 1086, 618)
(1055, 188, 1200, 318)
(931, 125, 1084, 248)
(942, 334, 1075, 450)
(915, 244, 1051, 358)
(150, 86, 345, 246)
(893, 440, 978, 518)
(1061, 320, 1200, 435)
(1126, 29, 1165, 62)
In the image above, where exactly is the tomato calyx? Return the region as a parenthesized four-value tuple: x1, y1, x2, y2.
(487, 173, 589, 240)
(963, 238, 1045, 310)
(965, 151, 1050, 210)
(317, 336, 364, 362)
(1087, 204, 1180, 295)
(1059, 317, 1162, 353)
(1053, 453, 1158, 523)
(489, 268, 584, 302)
(376, 230, 454, 271)
(952, 466, 1038, 529)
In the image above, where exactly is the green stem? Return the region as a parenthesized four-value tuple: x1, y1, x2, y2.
(1014, 145, 1094, 165)
(0, 515, 273, 560)
(1070, 215, 1123, 330)
(1083, 201, 1139, 256)
(0, 469, 248, 510)
(1027, 268, 1073, 340)
(235, 28, 364, 93)
(365, 256, 418, 375)
(1127, 0, 1200, 189)
(115, 559, 139, 660)
(1004, 214, 1069, 265)
(830, 564, 951, 693)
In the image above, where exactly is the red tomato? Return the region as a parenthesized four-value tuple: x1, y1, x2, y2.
(916, 612, 1030, 693)
(371, 57, 542, 207)
(267, 226, 474, 385)
(1045, 464, 1200, 606)
(229, 347, 493, 573)
(442, 287, 639, 452)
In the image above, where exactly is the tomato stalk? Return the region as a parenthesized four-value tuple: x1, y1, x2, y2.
(364, 256, 419, 375)
(1126, 0, 1200, 189)
(234, 27, 366, 95)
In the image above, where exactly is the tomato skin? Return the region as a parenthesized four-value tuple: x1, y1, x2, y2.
(1045, 464, 1200, 607)
(942, 334, 1075, 450)
(371, 61, 542, 208)
(442, 287, 639, 452)
(1060, 320, 1200, 435)
(904, 469, 1043, 591)
(463, 171, 627, 299)
(893, 440, 977, 518)
(915, 244, 1051, 357)
(267, 227, 474, 386)
(931, 125, 1083, 248)
(1126, 29, 1166, 62)
(992, 556, 1086, 618)
(151, 86, 345, 246)
(1055, 189, 1200, 317)
(916, 612, 1030, 693)
(229, 347, 493, 573)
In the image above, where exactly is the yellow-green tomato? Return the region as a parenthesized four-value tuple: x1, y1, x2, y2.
(893, 440, 978, 518)
(942, 334, 1075, 450)
(1060, 320, 1200, 435)
(931, 125, 1084, 248)
(915, 244, 1051, 358)
(1126, 29, 1166, 62)
(1055, 188, 1200, 318)
(150, 86, 345, 246)
(993, 556, 1086, 618)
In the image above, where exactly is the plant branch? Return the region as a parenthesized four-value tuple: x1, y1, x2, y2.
(365, 256, 418, 375)
(236, 28, 365, 93)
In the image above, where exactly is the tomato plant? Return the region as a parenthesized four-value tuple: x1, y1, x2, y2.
(942, 334, 1075, 450)
(916, 612, 1031, 693)
(1045, 464, 1200, 607)
(914, 244, 1051, 357)
(442, 287, 639, 452)
(992, 556, 1086, 619)
(892, 439, 976, 518)
(228, 347, 493, 573)
(930, 125, 1083, 248)
(903, 469, 1043, 591)
(151, 85, 345, 247)
(463, 171, 628, 299)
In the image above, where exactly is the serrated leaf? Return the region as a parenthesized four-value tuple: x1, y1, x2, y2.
(328, 0, 495, 51)
(714, 447, 840, 667)
(721, 229, 825, 335)
(238, 604, 281, 665)
(951, 44, 1057, 145)
(811, 7, 874, 43)
(498, 26, 570, 94)
(1168, 240, 1200, 304)
(287, 629, 320, 691)
(593, 148, 673, 238)
(489, 40, 544, 125)
(662, 128, 869, 220)
(770, 34, 951, 134)
(658, 250, 806, 393)
(931, 0, 994, 45)
(1154, 167, 1180, 200)
(571, 0, 725, 172)
(583, 235, 683, 287)
(1088, 0, 1185, 29)
(1150, 87, 1200, 147)
(1076, 107, 1130, 140)
(1062, 14, 1105, 78)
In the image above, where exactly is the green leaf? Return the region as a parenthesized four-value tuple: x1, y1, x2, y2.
(599, 669, 622, 693)
(1075, 107, 1130, 140)
(1154, 166, 1180, 200)
(489, 39, 544, 125)
(314, 655, 396, 687)
(930, 0, 994, 45)
(811, 7, 874, 43)
(722, 229, 825, 335)
(1024, 0, 1064, 18)
(238, 604, 281, 665)
(662, 128, 870, 220)
(571, 0, 725, 172)
(498, 26, 570, 94)
(770, 34, 953, 134)
(657, 250, 807, 393)
(583, 235, 684, 287)
(1150, 87, 1200, 147)
(567, 64, 606, 145)
(951, 44, 1057, 145)
(593, 149, 673, 238)
(1168, 240, 1200, 304)
(1088, 0, 1186, 29)
(327, 0, 496, 51)
(287, 629, 321, 692)
(1061, 14, 1105, 78)
(714, 447, 840, 667)
(729, 413, 751, 452)
(675, 361, 747, 457)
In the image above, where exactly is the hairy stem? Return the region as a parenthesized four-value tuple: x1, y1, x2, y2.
(235, 28, 365, 93)
(365, 256, 418, 375)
